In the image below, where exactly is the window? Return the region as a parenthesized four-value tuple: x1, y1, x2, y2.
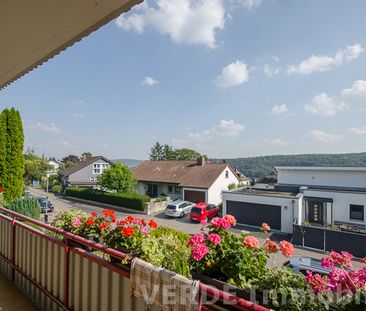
(93, 162, 109, 174)
(350, 204, 364, 221)
(174, 186, 181, 195)
(225, 171, 229, 178)
(168, 185, 173, 193)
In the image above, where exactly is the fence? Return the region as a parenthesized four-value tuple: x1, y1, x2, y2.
(0, 206, 268, 311)
(293, 224, 366, 258)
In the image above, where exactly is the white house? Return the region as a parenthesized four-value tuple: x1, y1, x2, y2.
(59, 156, 113, 188)
(132, 158, 240, 205)
(46, 159, 62, 177)
(223, 166, 366, 233)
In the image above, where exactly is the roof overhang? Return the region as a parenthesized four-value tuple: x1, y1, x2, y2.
(0, 0, 142, 90)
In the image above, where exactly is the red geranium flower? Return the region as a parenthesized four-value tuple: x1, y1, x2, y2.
(124, 216, 135, 224)
(148, 219, 158, 229)
(122, 227, 135, 237)
(91, 212, 97, 217)
(85, 218, 95, 226)
(0, 186, 3, 193)
(99, 223, 108, 231)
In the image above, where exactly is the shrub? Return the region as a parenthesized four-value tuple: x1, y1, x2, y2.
(5, 196, 41, 219)
(227, 183, 237, 190)
(65, 188, 149, 211)
(52, 184, 63, 193)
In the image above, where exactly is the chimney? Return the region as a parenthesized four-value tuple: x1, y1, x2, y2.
(196, 156, 205, 166)
(81, 155, 87, 162)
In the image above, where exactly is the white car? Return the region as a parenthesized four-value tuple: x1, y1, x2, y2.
(165, 200, 195, 218)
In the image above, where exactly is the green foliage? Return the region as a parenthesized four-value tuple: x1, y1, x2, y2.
(149, 142, 203, 161)
(97, 162, 137, 193)
(216, 153, 366, 178)
(5, 196, 41, 219)
(139, 227, 191, 277)
(24, 148, 52, 183)
(61, 154, 79, 163)
(65, 188, 149, 211)
(253, 267, 326, 311)
(51, 209, 86, 231)
(0, 108, 25, 202)
(52, 185, 63, 193)
(81, 152, 92, 158)
(227, 183, 237, 190)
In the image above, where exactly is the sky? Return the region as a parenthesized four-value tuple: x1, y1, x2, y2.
(1, 0, 366, 160)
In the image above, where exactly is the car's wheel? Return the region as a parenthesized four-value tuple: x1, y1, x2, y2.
(180, 211, 184, 218)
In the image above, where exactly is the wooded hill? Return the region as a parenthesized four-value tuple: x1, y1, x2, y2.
(214, 152, 366, 178)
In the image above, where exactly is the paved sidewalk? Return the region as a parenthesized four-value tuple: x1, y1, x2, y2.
(0, 273, 38, 311)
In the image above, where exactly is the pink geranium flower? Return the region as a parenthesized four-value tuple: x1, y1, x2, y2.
(188, 233, 205, 246)
(207, 233, 222, 246)
(278, 240, 294, 257)
(72, 217, 81, 227)
(243, 235, 260, 248)
(191, 244, 209, 261)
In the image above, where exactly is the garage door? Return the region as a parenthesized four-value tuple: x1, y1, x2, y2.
(226, 201, 281, 231)
(184, 190, 206, 203)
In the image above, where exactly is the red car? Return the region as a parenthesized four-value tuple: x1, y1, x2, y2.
(189, 202, 219, 222)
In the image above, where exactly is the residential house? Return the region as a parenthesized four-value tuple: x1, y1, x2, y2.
(59, 156, 113, 188)
(46, 159, 62, 177)
(223, 166, 366, 233)
(132, 157, 240, 205)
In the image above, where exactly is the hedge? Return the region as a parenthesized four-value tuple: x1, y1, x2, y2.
(5, 197, 41, 220)
(65, 188, 150, 211)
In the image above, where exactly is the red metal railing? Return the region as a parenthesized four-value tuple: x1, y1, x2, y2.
(0, 206, 269, 311)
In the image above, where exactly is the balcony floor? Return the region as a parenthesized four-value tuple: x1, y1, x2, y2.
(0, 273, 38, 311)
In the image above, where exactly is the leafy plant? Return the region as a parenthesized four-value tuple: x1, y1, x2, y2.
(52, 184, 63, 193)
(227, 183, 237, 190)
(51, 209, 87, 232)
(5, 196, 41, 219)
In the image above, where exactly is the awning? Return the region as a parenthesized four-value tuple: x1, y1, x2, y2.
(0, 0, 142, 90)
(304, 196, 333, 203)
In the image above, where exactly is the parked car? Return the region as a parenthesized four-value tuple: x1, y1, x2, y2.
(189, 202, 219, 222)
(37, 197, 54, 213)
(283, 256, 331, 276)
(165, 200, 195, 218)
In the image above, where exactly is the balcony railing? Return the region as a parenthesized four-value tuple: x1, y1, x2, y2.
(0, 206, 269, 311)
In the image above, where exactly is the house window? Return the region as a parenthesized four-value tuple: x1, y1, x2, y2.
(225, 171, 229, 178)
(350, 204, 364, 221)
(168, 185, 173, 193)
(93, 163, 109, 174)
(174, 186, 181, 195)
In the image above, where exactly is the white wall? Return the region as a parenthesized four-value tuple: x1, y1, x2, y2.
(208, 168, 239, 205)
(69, 159, 110, 183)
(222, 192, 299, 233)
(277, 168, 366, 189)
(302, 189, 366, 227)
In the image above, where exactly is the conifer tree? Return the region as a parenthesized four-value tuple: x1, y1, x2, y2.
(0, 109, 8, 198)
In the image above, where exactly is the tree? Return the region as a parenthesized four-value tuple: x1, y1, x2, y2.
(149, 142, 164, 160)
(81, 152, 92, 158)
(0, 108, 25, 202)
(174, 148, 201, 160)
(162, 144, 176, 160)
(97, 162, 137, 193)
(62, 154, 79, 163)
(24, 148, 52, 184)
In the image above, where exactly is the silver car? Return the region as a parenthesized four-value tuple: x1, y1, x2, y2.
(165, 200, 195, 218)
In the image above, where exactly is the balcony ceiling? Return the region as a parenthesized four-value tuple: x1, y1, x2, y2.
(0, 0, 141, 90)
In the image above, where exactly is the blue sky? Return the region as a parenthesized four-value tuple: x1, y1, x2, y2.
(1, 0, 366, 160)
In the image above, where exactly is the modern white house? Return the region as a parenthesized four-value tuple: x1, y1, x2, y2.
(132, 158, 240, 205)
(46, 159, 62, 177)
(223, 166, 366, 233)
(59, 156, 113, 188)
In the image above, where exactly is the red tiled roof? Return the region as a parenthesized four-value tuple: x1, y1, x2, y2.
(132, 160, 239, 189)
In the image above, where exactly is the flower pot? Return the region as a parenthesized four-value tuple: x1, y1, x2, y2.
(66, 233, 100, 252)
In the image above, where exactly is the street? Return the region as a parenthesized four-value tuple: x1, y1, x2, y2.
(29, 187, 362, 268)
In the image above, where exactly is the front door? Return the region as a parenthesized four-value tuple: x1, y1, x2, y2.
(147, 184, 158, 197)
(308, 202, 323, 225)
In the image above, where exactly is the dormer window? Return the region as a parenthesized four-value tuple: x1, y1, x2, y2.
(225, 171, 229, 179)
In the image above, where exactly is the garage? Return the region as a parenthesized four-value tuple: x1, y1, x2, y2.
(184, 189, 206, 203)
(226, 200, 282, 231)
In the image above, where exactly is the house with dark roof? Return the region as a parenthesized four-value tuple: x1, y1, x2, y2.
(132, 157, 240, 205)
(59, 156, 113, 188)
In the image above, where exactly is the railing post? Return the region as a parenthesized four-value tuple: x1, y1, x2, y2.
(64, 238, 70, 309)
(11, 215, 16, 282)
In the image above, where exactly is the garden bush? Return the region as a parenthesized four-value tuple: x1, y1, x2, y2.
(52, 184, 63, 193)
(5, 196, 41, 219)
(65, 188, 149, 211)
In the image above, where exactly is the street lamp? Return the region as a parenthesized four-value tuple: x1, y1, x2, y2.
(44, 176, 49, 223)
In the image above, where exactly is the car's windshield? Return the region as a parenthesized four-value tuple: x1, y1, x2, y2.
(191, 207, 202, 214)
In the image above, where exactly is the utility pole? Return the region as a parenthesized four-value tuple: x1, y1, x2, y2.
(44, 176, 49, 223)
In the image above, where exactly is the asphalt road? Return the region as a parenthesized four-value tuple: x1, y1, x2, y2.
(29, 187, 363, 268)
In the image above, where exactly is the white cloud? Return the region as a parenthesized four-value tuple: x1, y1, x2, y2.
(142, 76, 159, 86)
(309, 129, 343, 143)
(60, 140, 71, 147)
(72, 112, 85, 118)
(215, 60, 249, 88)
(239, 0, 262, 10)
(264, 138, 289, 146)
(264, 64, 280, 77)
(271, 104, 288, 114)
(116, 0, 225, 49)
(341, 80, 366, 97)
(287, 44, 364, 75)
(29, 122, 61, 134)
(305, 93, 348, 117)
(349, 127, 366, 136)
(188, 119, 246, 141)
